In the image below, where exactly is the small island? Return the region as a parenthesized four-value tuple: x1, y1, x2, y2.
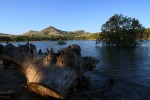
(57, 39, 67, 45)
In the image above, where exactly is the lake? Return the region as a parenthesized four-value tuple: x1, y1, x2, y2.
(1, 40, 150, 99)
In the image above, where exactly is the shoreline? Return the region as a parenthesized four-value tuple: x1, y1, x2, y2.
(1, 38, 150, 43)
(0, 39, 96, 43)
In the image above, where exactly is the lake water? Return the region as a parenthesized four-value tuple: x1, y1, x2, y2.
(1, 40, 150, 99)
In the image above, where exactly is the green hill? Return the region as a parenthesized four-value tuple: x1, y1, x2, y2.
(22, 26, 90, 36)
(0, 33, 13, 36)
(21, 30, 38, 36)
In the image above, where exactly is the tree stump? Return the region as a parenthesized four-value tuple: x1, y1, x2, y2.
(0, 43, 99, 99)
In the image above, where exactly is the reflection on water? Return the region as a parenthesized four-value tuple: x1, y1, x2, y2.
(96, 46, 150, 86)
(1, 40, 150, 99)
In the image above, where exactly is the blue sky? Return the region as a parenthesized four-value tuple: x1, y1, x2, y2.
(0, 0, 150, 35)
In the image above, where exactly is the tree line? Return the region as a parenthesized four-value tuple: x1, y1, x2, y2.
(0, 33, 100, 42)
(0, 28, 149, 43)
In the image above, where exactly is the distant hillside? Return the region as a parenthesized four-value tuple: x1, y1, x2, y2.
(21, 30, 38, 36)
(0, 33, 13, 36)
(22, 26, 91, 36)
(38, 26, 67, 35)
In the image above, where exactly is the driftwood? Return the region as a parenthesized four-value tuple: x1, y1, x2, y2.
(0, 43, 99, 99)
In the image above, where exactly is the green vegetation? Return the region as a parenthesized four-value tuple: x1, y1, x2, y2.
(145, 28, 150, 39)
(57, 39, 67, 45)
(0, 33, 99, 42)
(97, 14, 149, 47)
(0, 26, 100, 42)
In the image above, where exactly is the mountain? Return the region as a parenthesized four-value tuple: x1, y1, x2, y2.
(38, 26, 67, 35)
(0, 33, 13, 36)
(22, 26, 90, 36)
(21, 30, 38, 36)
(74, 30, 91, 35)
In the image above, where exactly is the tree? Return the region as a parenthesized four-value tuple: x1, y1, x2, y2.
(145, 28, 150, 39)
(97, 14, 147, 47)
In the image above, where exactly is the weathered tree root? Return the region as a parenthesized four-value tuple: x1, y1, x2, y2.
(0, 43, 99, 99)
